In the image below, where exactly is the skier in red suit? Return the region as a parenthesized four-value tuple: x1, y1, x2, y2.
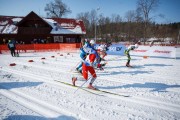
(72, 49, 103, 90)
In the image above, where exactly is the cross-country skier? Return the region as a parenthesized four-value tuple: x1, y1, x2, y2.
(93, 45, 108, 67)
(124, 44, 138, 67)
(83, 39, 96, 52)
(72, 49, 103, 90)
(99, 42, 112, 61)
(76, 39, 96, 74)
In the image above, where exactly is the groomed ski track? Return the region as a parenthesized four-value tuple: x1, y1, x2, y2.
(0, 52, 180, 120)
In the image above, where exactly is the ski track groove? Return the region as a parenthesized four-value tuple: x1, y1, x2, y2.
(10, 61, 142, 85)
(6, 60, 180, 98)
(1, 67, 180, 114)
(0, 68, 148, 119)
(13, 61, 180, 94)
(0, 87, 83, 119)
(0, 72, 171, 120)
(14, 56, 179, 84)
(6, 59, 180, 98)
(14, 53, 178, 81)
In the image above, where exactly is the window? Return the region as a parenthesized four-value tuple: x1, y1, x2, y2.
(54, 36, 63, 43)
(66, 38, 76, 43)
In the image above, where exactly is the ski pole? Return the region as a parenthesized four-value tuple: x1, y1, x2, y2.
(74, 76, 92, 93)
(70, 55, 87, 72)
(70, 60, 82, 72)
(74, 71, 96, 93)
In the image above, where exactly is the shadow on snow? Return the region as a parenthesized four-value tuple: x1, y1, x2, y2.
(0, 81, 43, 90)
(98, 70, 154, 76)
(97, 82, 180, 92)
(3, 115, 77, 120)
(144, 64, 173, 67)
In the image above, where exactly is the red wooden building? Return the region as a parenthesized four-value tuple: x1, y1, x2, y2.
(0, 11, 86, 44)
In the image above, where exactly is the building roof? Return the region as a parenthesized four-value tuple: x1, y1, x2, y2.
(0, 11, 86, 35)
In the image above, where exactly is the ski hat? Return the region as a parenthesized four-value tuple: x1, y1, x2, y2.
(131, 46, 136, 50)
(128, 45, 135, 50)
(84, 39, 88, 42)
(90, 40, 95, 45)
(135, 44, 138, 48)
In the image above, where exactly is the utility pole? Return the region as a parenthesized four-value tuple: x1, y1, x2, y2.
(178, 29, 180, 44)
(95, 7, 100, 42)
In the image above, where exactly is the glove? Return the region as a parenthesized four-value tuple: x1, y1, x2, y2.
(97, 63, 101, 68)
(97, 64, 104, 71)
(101, 63, 106, 67)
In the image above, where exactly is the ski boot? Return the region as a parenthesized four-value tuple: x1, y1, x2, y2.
(87, 84, 97, 90)
(126, 63, 133, 68)
(72, 77, 77, 86)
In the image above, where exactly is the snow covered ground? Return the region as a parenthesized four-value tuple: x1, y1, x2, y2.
(0, 51, 180, 120)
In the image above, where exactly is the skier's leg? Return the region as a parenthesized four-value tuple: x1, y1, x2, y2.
(126, 54, 131, 67)
(72, 63, 88, 86)
(10, 49, 13, 57)
(76, 62, 82, 70)
(72, 77, 77, 86)
(89, 77, 96, 85)
(126, 60, 130, 67)
(88, 67, 97, 90)
(76, 53, 86, 71)
(78, 67, 82, 74)
(72, 63, 84, 86)
(82, 63, 88, 80)
(13, 48, 16, 57)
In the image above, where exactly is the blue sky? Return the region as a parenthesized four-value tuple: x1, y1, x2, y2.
(0, 0, 179, 23)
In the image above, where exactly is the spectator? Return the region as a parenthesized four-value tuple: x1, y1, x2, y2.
(7, 40, 16, 57)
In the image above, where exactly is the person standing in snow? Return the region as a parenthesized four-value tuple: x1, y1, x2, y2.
(124, 44, 138, 67)
(7, 40, 16, 57)
(72, 49, 103, 90)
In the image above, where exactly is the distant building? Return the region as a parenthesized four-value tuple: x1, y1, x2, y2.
(0, 11, 86, 44)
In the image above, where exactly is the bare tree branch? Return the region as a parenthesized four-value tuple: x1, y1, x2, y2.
(44, 0, 71, 18)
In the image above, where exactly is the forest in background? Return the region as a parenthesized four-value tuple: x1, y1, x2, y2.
(44, 0, 180, 44)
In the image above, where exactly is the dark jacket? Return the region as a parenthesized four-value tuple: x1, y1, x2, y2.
(7, 41, 16, 49)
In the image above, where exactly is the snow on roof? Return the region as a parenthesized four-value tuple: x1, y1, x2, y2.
(2, 24, 17, 34)
(0, 16, 86, 34)
(0, 20, 9, 26)
(0, 18, 18, 34)
(12, 18, 22, 22)
(44, 18, 86, 34)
